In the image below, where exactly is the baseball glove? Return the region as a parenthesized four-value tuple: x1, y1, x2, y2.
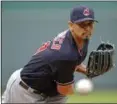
(87, 42, 115, 78)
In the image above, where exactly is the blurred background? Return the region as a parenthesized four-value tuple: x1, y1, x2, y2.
(1, 1, 117, 103)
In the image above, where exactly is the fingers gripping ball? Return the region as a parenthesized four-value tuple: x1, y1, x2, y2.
(75, 78, 93, 95)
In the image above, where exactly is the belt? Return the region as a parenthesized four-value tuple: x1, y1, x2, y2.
(19, 81, 47, 98)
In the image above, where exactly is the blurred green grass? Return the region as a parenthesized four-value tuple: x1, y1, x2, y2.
(67, 90, 117, 103)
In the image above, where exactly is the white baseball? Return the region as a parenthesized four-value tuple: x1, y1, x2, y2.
(75, 78, 94, 95)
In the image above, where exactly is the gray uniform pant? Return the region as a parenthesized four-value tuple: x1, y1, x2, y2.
(2, 68, 67, 103)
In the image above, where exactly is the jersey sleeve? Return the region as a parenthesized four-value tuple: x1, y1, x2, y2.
(54, 60, 75, 85)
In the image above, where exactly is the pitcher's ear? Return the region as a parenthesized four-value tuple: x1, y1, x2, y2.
(68, 21, 74, 31)
(68, 21, 73, 27)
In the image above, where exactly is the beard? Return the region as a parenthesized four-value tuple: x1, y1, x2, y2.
(82, 33, 92, 43)
(83, 37, 89, 43)
(83, 32, 92, 40)
(84, 35, 90, 40)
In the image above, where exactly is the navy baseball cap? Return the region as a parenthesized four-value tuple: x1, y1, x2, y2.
(70, 5, 98, 23)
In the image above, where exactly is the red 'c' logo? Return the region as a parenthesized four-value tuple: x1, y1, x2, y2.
(83, 8, 90, 16)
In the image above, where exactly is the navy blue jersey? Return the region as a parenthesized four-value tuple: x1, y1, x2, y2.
(20, 30, 89, 96)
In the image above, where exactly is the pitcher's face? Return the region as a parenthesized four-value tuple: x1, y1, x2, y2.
(69, 20, 95, 40)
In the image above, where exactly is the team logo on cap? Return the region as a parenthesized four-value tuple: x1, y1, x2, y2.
(83, 8, 90, 16)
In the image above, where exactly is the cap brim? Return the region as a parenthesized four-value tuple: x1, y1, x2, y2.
(74, 18, 98, 23)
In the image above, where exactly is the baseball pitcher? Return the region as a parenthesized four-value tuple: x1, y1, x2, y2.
(2, 5, 115, 103)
